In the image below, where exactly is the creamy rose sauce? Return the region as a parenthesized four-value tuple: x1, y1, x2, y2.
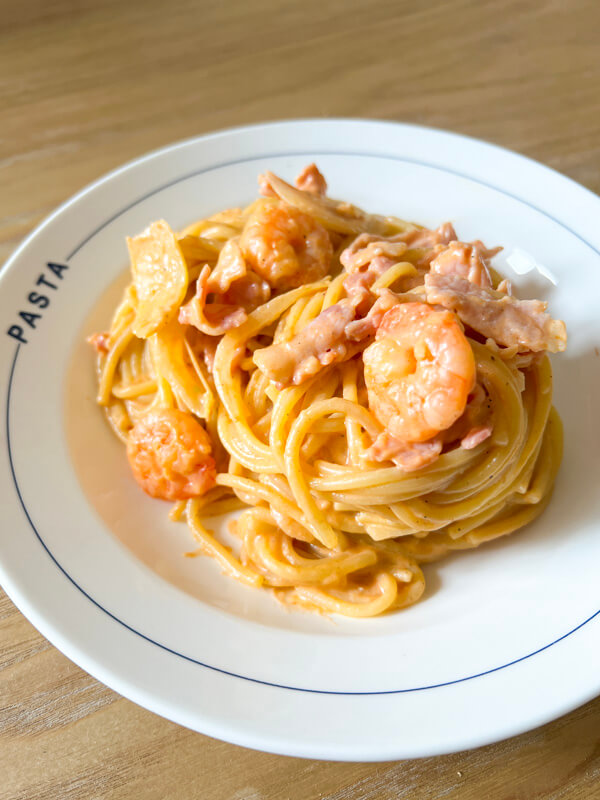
(64, 271, 209, 599)
(65, 270, 140, 539)
(63, 273, 326, 628)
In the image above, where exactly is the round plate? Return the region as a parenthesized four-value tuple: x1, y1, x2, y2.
(1, 120, 599, 761)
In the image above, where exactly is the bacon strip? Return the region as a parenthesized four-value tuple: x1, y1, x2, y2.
(253, 286, 401, 387)
(430, 241, 496, 288)
(206, 238, 247, 293)
(367, 433, 443, 471)
(88, 332, 110, 354)
(425, 273, 567, 353)
(295, 163, 327, 196)
(253, 300, 357, 386)
(179, 266, 247, 337)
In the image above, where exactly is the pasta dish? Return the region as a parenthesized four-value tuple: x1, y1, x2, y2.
(90, 164, 566, 618)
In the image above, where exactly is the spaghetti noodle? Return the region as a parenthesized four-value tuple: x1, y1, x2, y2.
(90, 164, 566, 618)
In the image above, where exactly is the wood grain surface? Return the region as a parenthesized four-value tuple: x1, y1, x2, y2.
(1, 1, 599, 797)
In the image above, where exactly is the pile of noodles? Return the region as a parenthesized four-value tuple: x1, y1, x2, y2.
(92, 168, 564, 617)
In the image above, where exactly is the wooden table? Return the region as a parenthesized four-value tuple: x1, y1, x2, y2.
(1, 1, 599, 797)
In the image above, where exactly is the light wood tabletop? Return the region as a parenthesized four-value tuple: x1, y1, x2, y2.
(1, 1, 599, 798)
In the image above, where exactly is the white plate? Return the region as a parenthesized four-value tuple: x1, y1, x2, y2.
(1, 120, 599, 761)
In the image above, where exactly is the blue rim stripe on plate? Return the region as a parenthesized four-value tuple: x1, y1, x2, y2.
(66, 151, 600, 261)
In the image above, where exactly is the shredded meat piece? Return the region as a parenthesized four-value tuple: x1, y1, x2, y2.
(340, 234, 409, 273)
(340, 236, 412, 303)
(179, 238, 270, 336)
(402, 222, 457, 250)
(343, 269, 377, 302)
(367, 432, 443, 471)
(342, 259, 402, 309)
(461, 425, 493, 450)
(430, 241, 495, 288)
(340, 224, 456, 269)
(424, 273, 567, 353)
(253, 300, 358, 386)
(223, 271, 270, 311)
(205, 237, 271, 312)
(206, 238, 247, 293)
(345, 291, 399, 341)
(339, 225, 457, 292)
(261, 163, 328, 198)
(295, 163, 327, 196)
(88, 332, 110, 353)
(179, 265, 247, 336)
(442, 383, 493, 449)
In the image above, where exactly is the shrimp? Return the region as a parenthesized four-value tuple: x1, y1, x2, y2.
(363, 303, 476, 444)
(126, 408, 216, 501)
(239, 202, 333, 290)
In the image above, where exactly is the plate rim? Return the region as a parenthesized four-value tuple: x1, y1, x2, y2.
(1, 117, 599, 760)
(3, 116, 600, 283)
